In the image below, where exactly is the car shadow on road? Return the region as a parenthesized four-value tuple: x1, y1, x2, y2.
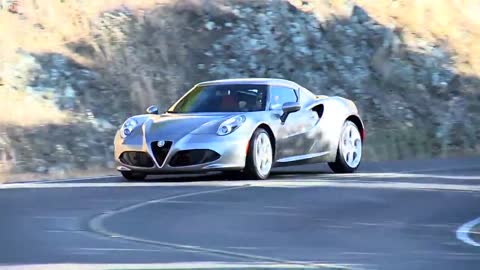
(141, 172, 234, 182)
(138, 165, 405, 183)
(139, 168, 334, 183)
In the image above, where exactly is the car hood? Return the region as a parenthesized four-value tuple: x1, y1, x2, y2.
(142, 113, 237, 141)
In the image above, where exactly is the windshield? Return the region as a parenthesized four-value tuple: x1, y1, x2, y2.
(168, 84, 268, 113)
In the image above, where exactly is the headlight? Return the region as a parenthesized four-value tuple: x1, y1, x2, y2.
(120, 118, 138, 138)
(217, 115, 246, 136)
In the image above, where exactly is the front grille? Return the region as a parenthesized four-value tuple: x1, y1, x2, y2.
(119, 151, 154, 167)
(151, 141, 173, 166)
(169, 149, 220, 167)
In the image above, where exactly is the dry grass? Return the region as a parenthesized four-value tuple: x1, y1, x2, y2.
(0, 0, 169, 128)
(356, 0, 480, 77)
(1, 0, 478, 74)
(0, 87, 70, 127)
(0, 0, 165, 66)
(1, 0, 478, 90)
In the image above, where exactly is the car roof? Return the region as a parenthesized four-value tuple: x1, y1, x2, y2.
(196, 78, 301, 89)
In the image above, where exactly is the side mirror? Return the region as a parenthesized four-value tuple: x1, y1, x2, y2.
(146, 105, 159, 115)
(280, 102, 301, 123)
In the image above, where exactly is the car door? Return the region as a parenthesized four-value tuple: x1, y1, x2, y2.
(269, 85, 306, 160)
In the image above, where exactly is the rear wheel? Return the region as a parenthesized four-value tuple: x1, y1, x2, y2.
(328, 120, 362, 173)
(243, 128, 273, 180)
(121, 171, 147, 181)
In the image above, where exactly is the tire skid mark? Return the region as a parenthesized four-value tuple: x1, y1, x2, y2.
(88, 185, 354, 270)
(456, 217, 480, 247)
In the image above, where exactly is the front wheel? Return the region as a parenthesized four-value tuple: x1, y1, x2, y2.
(328, 120, 362, 173)
(243, 128, 273, 180)
(121, 171, 147, 181)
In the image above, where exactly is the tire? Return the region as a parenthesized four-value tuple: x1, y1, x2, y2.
(121, 171, 147, 181)
(243, 128, 273, 180)
(328, 120, 363, 173)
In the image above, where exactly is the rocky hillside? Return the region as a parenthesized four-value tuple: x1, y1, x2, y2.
(1, 0, 479, 181)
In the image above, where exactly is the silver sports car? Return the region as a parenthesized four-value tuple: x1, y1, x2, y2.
(114, 78, 364, 180)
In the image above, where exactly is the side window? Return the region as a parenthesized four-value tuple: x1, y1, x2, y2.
(269, 86, 298, 110)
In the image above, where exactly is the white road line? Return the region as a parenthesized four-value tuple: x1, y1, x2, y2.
(44, 230, 84, 233)
(74, 247, 168, 252)
(157, 200, 235, 205)
(2, 179, 480, 191)
(323, 225, 351, 229)
(0, 262, 341, 270)
(88, 186, 350, 270)
(0, 182, 223, 189)
(317, 172, 480, 180)
(400, 164, 480, 174)
(236, 211, 301, 217)
(33, 216, 77, 219)
(257, 180, 480, 191)
(456, 217, 480, 247)
(341, 252, 384, 256)
(227, 246, 263, 250)
(264, 206, 296, 210)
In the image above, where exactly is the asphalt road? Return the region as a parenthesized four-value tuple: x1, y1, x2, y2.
(1, 157, 480, 270)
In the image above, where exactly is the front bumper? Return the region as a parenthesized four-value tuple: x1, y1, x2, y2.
(114, 132, 248, 173)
